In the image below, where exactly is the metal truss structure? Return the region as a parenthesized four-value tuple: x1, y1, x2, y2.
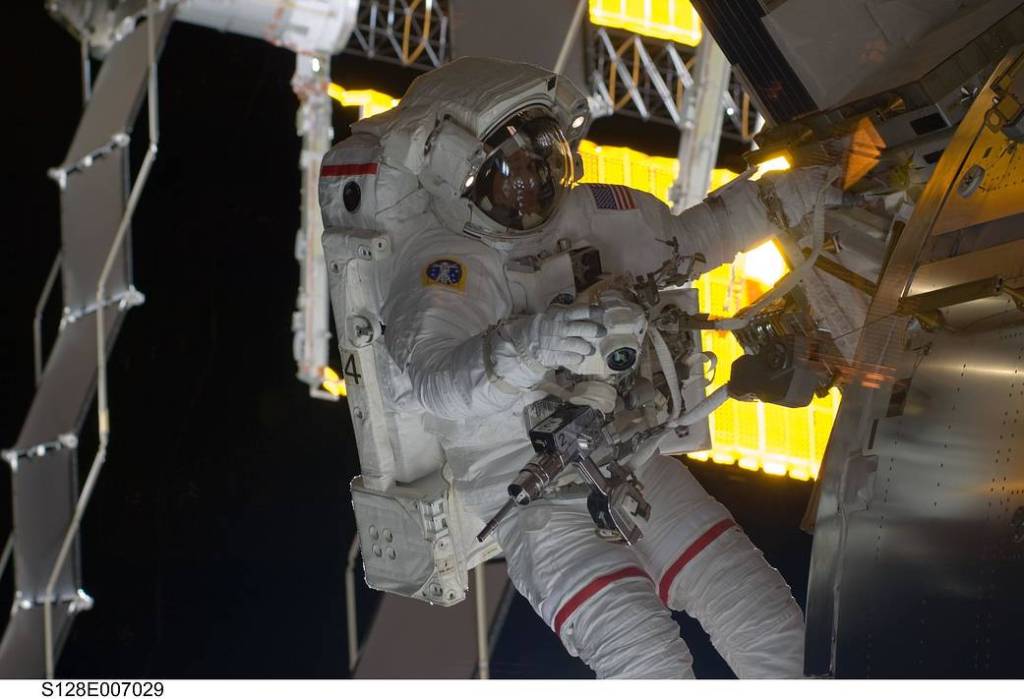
(343, 0, 449, 69)
(589, 25, 760, 143)
(340, 1, 760, 145)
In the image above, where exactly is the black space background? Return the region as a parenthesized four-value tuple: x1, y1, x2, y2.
(3, 5, 812, 678)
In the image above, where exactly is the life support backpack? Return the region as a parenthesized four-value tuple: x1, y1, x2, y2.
(319, 132, 479, 606)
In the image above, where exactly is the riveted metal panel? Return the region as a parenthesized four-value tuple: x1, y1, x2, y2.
(806, 45, 1024, 678)
(832, 327, 1024, 677)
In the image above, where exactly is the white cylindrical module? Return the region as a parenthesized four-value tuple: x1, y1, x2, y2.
(177, 0, 360, 54)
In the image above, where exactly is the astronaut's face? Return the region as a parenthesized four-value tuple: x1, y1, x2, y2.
(468, 107, 574, 232)
(488, 148, 547, 226)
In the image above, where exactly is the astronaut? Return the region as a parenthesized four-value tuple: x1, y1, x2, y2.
(321, 57, 842, 678)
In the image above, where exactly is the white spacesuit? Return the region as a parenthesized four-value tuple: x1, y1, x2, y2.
(320, 57, 842, 679)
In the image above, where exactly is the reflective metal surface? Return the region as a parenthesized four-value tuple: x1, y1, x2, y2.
(806, 44, 1024, 678)
(0, 605, 74, 679)
(57, 3, 169, 308)
(932, 49, 1024, 237)
(913, 238, 1024, 296)
(829, 328, 1024, 677)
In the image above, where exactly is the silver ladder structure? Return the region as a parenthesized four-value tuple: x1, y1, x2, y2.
(0, 4, 173, 678)
(4, 0, 360, 677)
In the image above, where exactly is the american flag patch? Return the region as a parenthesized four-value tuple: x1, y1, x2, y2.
(588, 184, 636, 210)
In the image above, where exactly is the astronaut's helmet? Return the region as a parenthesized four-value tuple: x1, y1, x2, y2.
(466, 106, 575, 233)
(364, 57, 590, 247)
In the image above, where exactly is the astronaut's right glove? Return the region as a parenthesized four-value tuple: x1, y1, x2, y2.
(758, 165, 845, 230)
(485, 306, 605, 391)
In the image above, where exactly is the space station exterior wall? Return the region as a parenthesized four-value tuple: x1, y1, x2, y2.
(824, 326, 1024, 677)
(763, 0, 1022, 112)
(805, 44, 1024, 677)
(692, 0, 1022, 123)
(177, 0, 359, 54)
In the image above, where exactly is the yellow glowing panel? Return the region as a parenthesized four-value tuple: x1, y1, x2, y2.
(695, 247, 841, 481)
(328, 84, 399, 119)
(322, 366, 348, 398)
(740, 239, 787, 287)
(577, 140, 737, 204)
(589, 0, 703, 47)
(749, 155, 791, 181)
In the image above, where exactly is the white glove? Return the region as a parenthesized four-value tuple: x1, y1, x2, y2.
(486, 306, 605, 390)
(760, 165, 843, 229)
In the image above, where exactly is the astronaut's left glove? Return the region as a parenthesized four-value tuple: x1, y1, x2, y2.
(757, 165, 844, 230)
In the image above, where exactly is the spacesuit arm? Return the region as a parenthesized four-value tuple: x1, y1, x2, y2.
(383, 236, 587, 421)
(624, 166, 841, 270)
(401, 331, 519, 421)
(386, 296, 602, 420)
(672, 167, 842, 268)
(658, 178, 779, 269)
(381, 253, 521, 420)
(573, 165, 835, 272)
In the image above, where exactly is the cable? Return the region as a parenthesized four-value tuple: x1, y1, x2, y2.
(647, 325, 682, 421)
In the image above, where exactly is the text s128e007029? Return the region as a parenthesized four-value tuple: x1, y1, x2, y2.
(41, 682, 164, 697)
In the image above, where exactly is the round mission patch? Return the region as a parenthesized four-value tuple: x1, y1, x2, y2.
(422, 259, 466, 291)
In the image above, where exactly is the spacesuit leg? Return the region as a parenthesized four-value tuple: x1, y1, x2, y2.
(633, 456, 806, 678)
(496, 500, 695, 679)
